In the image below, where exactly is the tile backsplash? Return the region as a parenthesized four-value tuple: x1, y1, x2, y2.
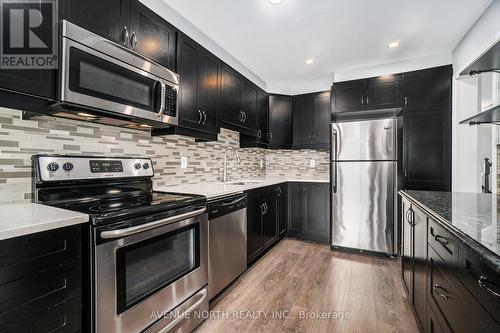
(0, 107, 328, 203)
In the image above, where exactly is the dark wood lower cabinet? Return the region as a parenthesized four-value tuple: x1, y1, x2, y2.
(0, 225, 82, 333)
(287, 182, 329, 243)
(401, 193, 500, 333)
(247, 184, 285, 264)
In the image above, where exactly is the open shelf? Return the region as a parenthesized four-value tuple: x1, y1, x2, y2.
(460, 41, 500, 76)
(459, 104, 500, 125)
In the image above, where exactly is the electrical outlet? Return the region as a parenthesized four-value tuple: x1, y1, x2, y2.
(260, 159, 264, 169)
(180, 156, 188, 169)
(309, 159, 316, 168)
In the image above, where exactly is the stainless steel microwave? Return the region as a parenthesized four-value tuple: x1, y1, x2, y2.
(50, 20, 179, 130)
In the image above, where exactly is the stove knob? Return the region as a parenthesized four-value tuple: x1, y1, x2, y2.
(47, 162, 59, 172)
(62, 162, 74, 172)
(142, 163, 150, 170)
(134, 163, 142, 170)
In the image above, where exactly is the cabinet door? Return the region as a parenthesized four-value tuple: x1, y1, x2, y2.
(331, 80, 365, 113)
(401, 198, 413, 296)
(59, 0, 129, 45)
(365, 75, 402, 110)
(247, 197, 264, 261)
(404, 66, 452, 112)
(403, 110, 451, 191)
(198, 50, 220, 133)
(277, 185, 287, 236)
(293, 94, 314, 147)
(313, 91, 331, 148)
(305, 183, 329, 243)
(262, 195, 279, 248)
(221, 65, 243, 126)
(257, 90, 269, 144)
(176, 34, 200, 130)
(241, 81, 258, 131)
(412, 205, 428, 329)
(287, 183, 305, 236)
(269, 95, 293, 148)
(129, 1, 177, 70)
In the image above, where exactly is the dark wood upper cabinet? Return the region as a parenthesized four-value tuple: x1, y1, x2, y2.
(268, 94, 293, 149)
(403, 65, 452, 112)
(332, 75, 402, 113)
(59, 0, 129, 45)
(403, 65, 452, 191)
(365, 75, 402, 109)
(175, 33, 220, 135)
(331, 79, 365, 113)
(220, 65, 258, 135)
(293, 94, 314, 147)
(129, 1, 177, 70)
(292, 91, 330, 150)
(240, 89, 269, 148)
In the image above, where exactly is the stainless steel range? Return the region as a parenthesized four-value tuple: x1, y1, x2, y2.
(32, 155, 208, 333)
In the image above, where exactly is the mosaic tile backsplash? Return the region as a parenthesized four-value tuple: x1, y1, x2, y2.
(0, 107, 329, 203)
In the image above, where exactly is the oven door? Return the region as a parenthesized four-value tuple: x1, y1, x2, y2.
(59, 22, 178, 126)
(94, 209, 208, 333)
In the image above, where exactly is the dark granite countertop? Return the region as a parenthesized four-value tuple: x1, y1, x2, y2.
(399, 190, 500, 273)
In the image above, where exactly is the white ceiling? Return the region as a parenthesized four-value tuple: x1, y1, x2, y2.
(159, 0, 492, 94)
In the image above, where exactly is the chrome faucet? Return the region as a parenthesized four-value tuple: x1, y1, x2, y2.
(222, 147, 241, 182)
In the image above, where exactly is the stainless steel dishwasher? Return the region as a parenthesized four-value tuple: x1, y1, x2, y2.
(208, 193, 247, 300)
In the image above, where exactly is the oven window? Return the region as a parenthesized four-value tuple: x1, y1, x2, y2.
(116, 224, 200, 313)
(68, 47, 158, 111)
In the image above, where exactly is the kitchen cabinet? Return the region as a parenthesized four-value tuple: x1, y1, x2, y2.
(129, 1, 177, 70)
(287, 183, 329, 243)
(220, 65, 258, 135)
(0, 225, 82, 333)
(246, 184, 284, 264)
(400, 192, 500, 333)
(240, 89, 269, 148)
(60, 0, 176, 70)
(293, 91, 330, 150)
(268, 94, 293, 149)
(331, 75, 402, 114)
(403, 65, 452, 191)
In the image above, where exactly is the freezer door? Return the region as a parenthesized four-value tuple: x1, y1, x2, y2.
(331, 119, 396, 161)
(331, 161, 395, 254)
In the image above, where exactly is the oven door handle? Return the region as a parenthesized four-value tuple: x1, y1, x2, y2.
(100, 207, 207, 239)
(156, 288, 208, 333)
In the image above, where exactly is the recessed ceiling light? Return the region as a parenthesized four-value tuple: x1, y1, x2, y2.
(388, 41, 400, 48)
(269, 0, 284, 5)
(305, 58, 314, 64)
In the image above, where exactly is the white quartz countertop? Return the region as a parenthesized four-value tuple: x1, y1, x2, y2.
(0, 202, 89, 240)
(155, 178, 330, 200)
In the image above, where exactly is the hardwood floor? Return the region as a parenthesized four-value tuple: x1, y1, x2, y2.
(197, 239, 419, 333)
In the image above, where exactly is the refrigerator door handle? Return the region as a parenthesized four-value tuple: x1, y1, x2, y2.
(331, 128, 337, 160)
(331, 127, 338, 193)
(332, 161, 337, 193)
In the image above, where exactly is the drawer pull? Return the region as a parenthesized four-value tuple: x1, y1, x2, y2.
(434, 235, 449, 246)
(434, 284, 449, 300)
(478, 276, 500, 300)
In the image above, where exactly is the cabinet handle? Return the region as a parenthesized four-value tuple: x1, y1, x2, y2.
(433, 284, 449, 300)
(269, 132, 273, 139)
(366, 96, 369, 104)
(406, 208, 414, 226)
(404, 97, 408, 109)
(257, 130, 262, 139)
(130, 31, 138, 50)
(239, 110, 244, 122)
(361, 96, 364, 104)
(277, 187, 282, 196)
(478, 276, 500, 300)
(242, 111, 247, 123)
(203, 110, 207, 125)
(122, 26, 130, 47)
(198, 110, 203, 124)
(434, 235, 449, 246)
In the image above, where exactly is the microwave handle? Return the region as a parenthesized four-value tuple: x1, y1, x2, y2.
(157, 82, 166, 117)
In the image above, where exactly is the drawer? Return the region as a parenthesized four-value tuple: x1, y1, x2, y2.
(428, 218, 457, 266)
(0, 260, 81, 313)
(0, 294, 81, 333)
(428, 246, 498, 333)
(457, 243, 500, 325)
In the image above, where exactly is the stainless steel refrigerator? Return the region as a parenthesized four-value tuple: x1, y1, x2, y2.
(330, 118, 397, 256)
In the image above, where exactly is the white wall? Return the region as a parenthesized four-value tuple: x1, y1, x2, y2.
(451, 1, 500, 193)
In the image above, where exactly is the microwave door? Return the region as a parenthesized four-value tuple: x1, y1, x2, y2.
(60, 37, 177, 126)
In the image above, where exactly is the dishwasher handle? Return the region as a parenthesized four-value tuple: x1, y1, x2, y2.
(209, 194, 247, 219)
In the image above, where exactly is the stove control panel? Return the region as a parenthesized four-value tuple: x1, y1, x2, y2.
(35, 156, 154, 182)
